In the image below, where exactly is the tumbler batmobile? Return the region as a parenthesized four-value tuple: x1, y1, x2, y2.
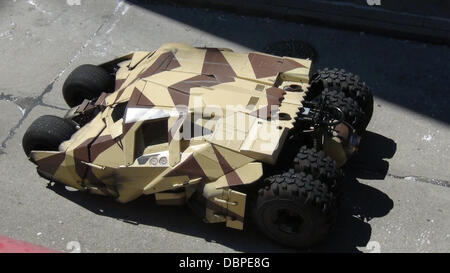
(23, 43, 373, 248)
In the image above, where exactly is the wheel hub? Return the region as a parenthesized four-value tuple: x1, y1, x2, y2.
(272, 209, 304, 234)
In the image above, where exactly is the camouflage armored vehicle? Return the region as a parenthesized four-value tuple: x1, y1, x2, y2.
(23, 43, 373, 248)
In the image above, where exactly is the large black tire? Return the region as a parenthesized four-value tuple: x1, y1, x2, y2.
(294, 146, 343, 192)
(62, 64, 114, 107)
(309, 68, 373, 132)
(22, 115, 77, 157)
(253, 170, 336, 249)
(317, 88, 366, 133)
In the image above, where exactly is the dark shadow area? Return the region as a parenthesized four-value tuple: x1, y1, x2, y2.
(264, 40, 318, 62)
(46, 132, 395, 252)
(314, 131, 396, 252)
(47, 182, 291, 252)
(314, 179, 392, 252)
(126, 0, 450, 125)
(345, 131, 397, 180)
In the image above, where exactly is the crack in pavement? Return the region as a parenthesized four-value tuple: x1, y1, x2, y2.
(346, 163, 449, 188)
(387, 173, 450, 188)
(0, 1, 131, 153)
(0, 92, 68, 114)
(0, 81, 56, 151)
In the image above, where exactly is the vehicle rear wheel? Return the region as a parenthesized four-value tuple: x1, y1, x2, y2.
(308, 68, 373, 132)
(316, 88, 367, 133)
(294, 146, 343, 193)
(22, 115, 76, 157)
(253, 170, 336, 249)
(62, 64, 114, 107)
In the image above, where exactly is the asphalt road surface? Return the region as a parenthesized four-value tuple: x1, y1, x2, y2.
(0, 0, 449, 253)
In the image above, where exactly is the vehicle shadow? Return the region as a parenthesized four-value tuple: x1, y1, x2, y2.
(316, 131, 396, 252)
(46, 130, 396, 252)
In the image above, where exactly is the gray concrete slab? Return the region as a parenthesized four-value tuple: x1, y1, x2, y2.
(0, 0, 118, 98)
(355, 177, 450, 253)
(0, 0, 448, 252)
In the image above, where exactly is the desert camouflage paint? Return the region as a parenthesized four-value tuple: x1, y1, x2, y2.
(29, 43, 349, 230)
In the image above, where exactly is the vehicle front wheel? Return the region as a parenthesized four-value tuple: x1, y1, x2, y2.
(253, 170, 337, 249)
(22, 115, 76, 157)
(62, 64, 114, 107)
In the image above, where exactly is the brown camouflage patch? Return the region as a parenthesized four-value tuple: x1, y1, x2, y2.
(126, 87, 141, 108)
(212, 145, 243, 186)
(73, 137, 94, 179)
(225, 171, 244, 187)
(164, 153, 207, 180)
(127, 86, 157, 108)
(35, 152, 66, 176)
(202, 48, 236, 83)
(248, 53, 283, 79)
(168, 74, 218, 106)
(112, 52, 180, 98)
(248, 87, 285, 119)
(90, 135, 117, 161)
(166, 54, 181, 70)
(76, 99, 90, 113)
(112, 88, 126, 104)
(248, 53, 305, 79)
(84, 101, 96, 112)
(266, 87, 286, 105)
(139, 51, 180, 79)
(122, 122, 134, 137)
(280, 58, 305, 71)
(115, 79, 126, 91)
(137, 93, 155, 107)
(95, 92, 108, 106)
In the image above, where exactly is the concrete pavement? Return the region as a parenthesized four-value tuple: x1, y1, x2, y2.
(0, 0, 448, 252)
